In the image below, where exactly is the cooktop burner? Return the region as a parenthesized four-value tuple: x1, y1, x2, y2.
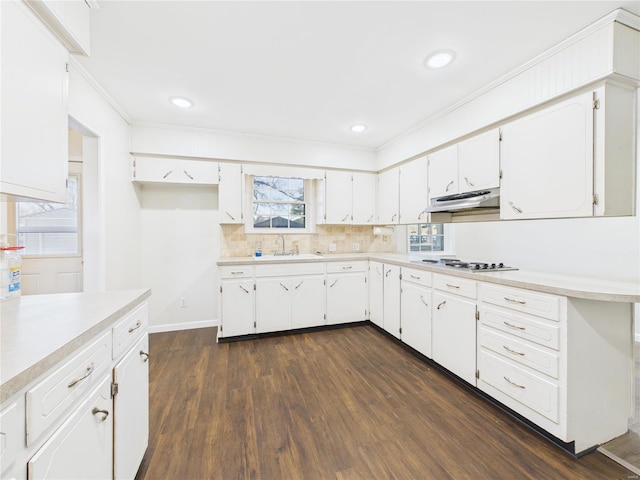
(421, 258, 518, 272)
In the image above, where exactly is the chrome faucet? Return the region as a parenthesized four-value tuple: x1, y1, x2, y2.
(275, 234, 286, 255)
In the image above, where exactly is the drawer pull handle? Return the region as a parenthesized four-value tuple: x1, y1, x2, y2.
(225, 212, 236, 221)
(503, 345, 525, 356)
(68, 363, 95, 388)
(509, 201, 523, 214)
(140, 350, 150, 362)
(504, 296, 526, 305)
(342, 214, 350, 222)
(230, 271, 244, 275)
(437, 300, 446, 310)
(183, 170, 194, 180)
(445, 283, 460, 289)
(367, 215, 374, 223)
(239, 285, 249, 294)
(92, 407, 110, 422)
(385, 269, 392, 277)
(128, 320, 142, 333)
(503, 376, 526, 389)
(410, 274, 421, 280)
(162, 170, 173, 179)
(329, 280, 338, 288)
(420, 296, 429, 307)
(294, 281, 304, 290)
(342, 265, 353, 270)
(445, 180, 454, 192)
(280, 283, 289, 291)
(503, 321, 525, 331)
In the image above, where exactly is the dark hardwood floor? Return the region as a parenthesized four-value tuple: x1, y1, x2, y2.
(136, 325, 631, 480)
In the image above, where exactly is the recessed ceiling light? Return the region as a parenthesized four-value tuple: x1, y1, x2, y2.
(350, 124, 367, 133)
(169, 96, 193, 108)
(423, 50, 456, 69)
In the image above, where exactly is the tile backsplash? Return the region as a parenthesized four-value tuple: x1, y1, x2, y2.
(221, 224, 397, 257)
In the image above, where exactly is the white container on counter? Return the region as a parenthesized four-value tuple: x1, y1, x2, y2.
(1, 246, 24, 301)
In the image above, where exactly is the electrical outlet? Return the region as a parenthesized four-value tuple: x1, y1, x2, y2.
(328, 243, 337, 252)
(352, 243, 360, 251)
(180, 297, 187, 308)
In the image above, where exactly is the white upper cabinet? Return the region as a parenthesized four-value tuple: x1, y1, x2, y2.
(427, 145, 458, 199)
(26, 0, 92, 55)
(1, 1, 69, 203)
(218, 163, 244, 224)
(457, 128, 500, 193)
(324, 171, 353, 224)
(399, 156, 429, 224)
(352, 172, 377, 225)
(377, 167, 400, 224)
(132, 157, 219, 185)
(500, 91, 594, 220)
(324, 171, 376, 225)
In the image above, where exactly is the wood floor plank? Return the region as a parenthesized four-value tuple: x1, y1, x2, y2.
(136, 325, 631, 480)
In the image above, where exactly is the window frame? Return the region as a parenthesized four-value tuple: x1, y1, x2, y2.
(244, 175, 317, 234)
(407, 222, 454, 255)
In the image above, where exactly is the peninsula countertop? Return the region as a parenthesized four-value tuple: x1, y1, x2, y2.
(1, 288, 151, 404)
(218, 253, 640, 303)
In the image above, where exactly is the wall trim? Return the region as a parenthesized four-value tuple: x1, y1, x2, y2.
(148, 319, 219, 334)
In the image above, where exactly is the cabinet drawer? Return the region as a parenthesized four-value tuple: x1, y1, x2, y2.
(0, 401, 22, 474)
(26, 330, 112, 446)
(479, 283, 560, 321)
(478, 349, 559, 423)
(326, 261, 367, 274)
(478, 325, 559, 379)
(255, 263, 325, 277)
(479, 305, 560, 350)
(112, 302, 148, 360)
(401, 267, 432, 287)
(433, 274, 476, 299)
(220, 265, 254, 279)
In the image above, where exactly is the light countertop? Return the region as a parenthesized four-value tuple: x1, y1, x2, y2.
(218, 253, 640, 303)
(1, 289, 151, 403)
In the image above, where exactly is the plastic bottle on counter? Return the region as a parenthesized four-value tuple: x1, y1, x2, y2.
(1, 246, 25, 301)
(255, 241, 262, 257)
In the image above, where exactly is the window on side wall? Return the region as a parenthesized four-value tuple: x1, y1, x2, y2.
(250, 176, 311, 232)
(408, 223, 447, 253)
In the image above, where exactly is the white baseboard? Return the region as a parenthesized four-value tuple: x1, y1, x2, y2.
(148, 319, 219, 334)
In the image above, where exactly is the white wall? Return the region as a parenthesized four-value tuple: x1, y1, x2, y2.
(68, 64, 141, 291)
(139, 185, 218, 331)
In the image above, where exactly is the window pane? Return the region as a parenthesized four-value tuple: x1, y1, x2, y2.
(251, 176, 307, 232)
(407, 223, 445, 253)
(16, 177, 79, 255)
(290, 216, 305, 228)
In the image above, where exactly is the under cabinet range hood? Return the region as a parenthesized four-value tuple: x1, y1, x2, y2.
(426, 187, 500, 214)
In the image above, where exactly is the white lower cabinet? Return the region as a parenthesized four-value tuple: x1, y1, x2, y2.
(113, 335, 149, 480)
(400, 268, 432, 358)
(219, 266, 255, 338)
(382, 265, 401, 339)
(28, 375, 113, 480)
(368, 261, 384, 328)
(432, 274, 477, 386)
(326, 262, 368, 325)
(477, 282, 633, 453)
(291, 275, 326, 329)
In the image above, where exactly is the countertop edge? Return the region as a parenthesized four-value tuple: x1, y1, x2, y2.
(1, 289, 151, 404)
(217, 254, 640, 303)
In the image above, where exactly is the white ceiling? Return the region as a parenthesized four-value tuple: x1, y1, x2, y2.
(77, 1, 640, 150)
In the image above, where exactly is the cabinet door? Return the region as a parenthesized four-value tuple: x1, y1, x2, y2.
(326, 272, 367, 325)
(368, 262, 384, 328)
(218, 163, 244, 224)
(325, 171, 353, 224)
(1, 1, 69, 203)
(500, 92, 594, 219)
(458, 128, 500, 193)
(428, 144, 458, 199)
(28, 375, 113, 480)
(432, 292, 476, 385)
(383, 265, 401, 339)
(255, 277, 292, 333)
(400, 282, 432, 358)
(352, 172, 377, 224)
(377, 168, 400, 224)
(133, 157, 178, 183)
(220, 279, 255, 337)
(291, 275, 326, 329)
(113, 336, 149, 480)
(179, 160, 218, 184)
(399, 156, 429, 224)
